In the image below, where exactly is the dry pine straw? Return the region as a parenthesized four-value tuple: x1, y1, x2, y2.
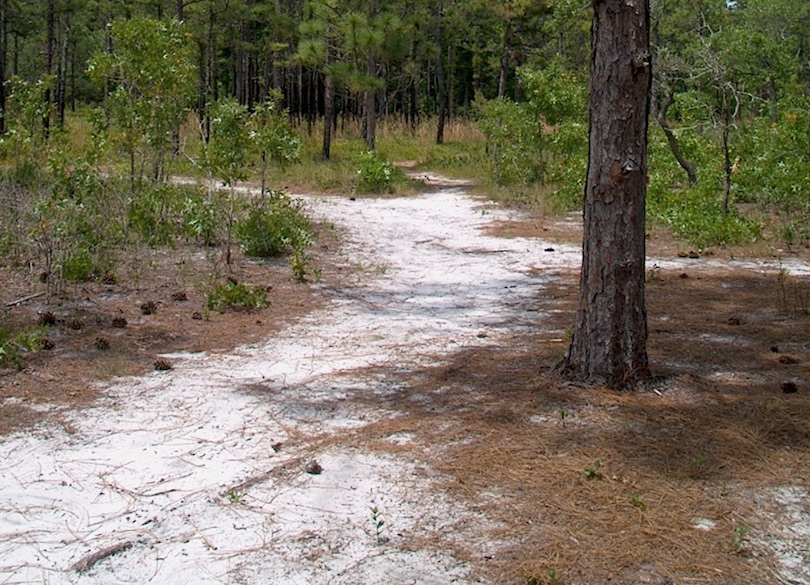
(327, 270, 810, 585)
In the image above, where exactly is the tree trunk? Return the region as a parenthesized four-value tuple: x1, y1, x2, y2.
(0, 0, 7, 135)
(562, 0, 652, 391)
(364, 60, 376, 150)
(722, 89, 732, 215)
(653, 82, 697, 185)
(43, 0, 56, 138)
(56, 14, 70, 128)
(323, 71, 334, 160)
(497, 19, 512, 99)
(408, 35, 418, 133)
(363, 0, 378, 150)
(435, 1, 446, 145)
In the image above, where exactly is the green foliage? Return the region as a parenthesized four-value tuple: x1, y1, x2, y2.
(475, 96, 544, 186)
(520, 59, 587, 126)
(235, 192, 313, 258)
(583, 460, 603, 480)
(0, 77, 55, 160)
(545, 121, 588, 210)
(628, 492, 648, 511)
(251, 98, 303, 168)
(88, 17, 195, 184)
(732, 524, 751, 553)
(205, 281, 269, 313)
(734, 113, 810, 244)
(0, 327, 46, 370)
(127, 183, 184, 247)
(182, 192, 219, 246)
(206, 98, 252, 187)
(648, 184, 761, 249)
(369, 504, 386, 543)
(62, 249, 102, 282)
(647, 125, 762, 248)
(354, 150, 404, 193)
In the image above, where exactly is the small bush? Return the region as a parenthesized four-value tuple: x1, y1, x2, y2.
(181, 190, 219, 246)
(475, 96, 545, 186)
(128, 182, 198, 247)
(0, 327, 46, 369)
(355, 150, 404, 193)
(235, 192, 313, 258)
(205, 281, 268, 312)
(648, 185, 761, 248)
(62, 249, 99, 282)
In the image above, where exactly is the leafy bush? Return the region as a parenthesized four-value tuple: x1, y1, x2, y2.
(235, 192, 313, 258)
(205, 281, 268, 312)
(648, 182, 761, 248)
(734, 114, 810, 244)
(0, 327, 46, 370)
(545, 121, 588, 210)
(62, 249, 101, 282)
(128, 182, 214, 247)
(182, 191, 219, 246)
(355, 150, 404, 193)
(647, 124, 761, 248)
(475, 96, 545, 186)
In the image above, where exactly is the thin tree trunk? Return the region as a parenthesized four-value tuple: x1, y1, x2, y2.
(497, 20, 512, 99)
(0, 0, 7, 135)
(562, 0, 652, 390)
(323, 71, 334, 160)
(409, 38, 418, 134)
(363, 0, 378, 150)
(435, 1, 446, 145)
(722, 89, 732, 215)
(653, 83, 697, 185)
(447, 44, 454, 120)
(103, 0, 112, 125)
(364, 62, 376, 150)
(43, 0, 56, 138)
(57, 15, 70, 128)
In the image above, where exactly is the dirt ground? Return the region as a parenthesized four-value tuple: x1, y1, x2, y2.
(1, 185, 809, 585)
(0, 230, 340, 436)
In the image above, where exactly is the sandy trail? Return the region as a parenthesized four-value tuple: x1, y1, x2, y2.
(1, 183, 808, 584)
(0, 187, 570, 585)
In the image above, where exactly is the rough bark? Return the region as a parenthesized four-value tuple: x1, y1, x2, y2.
(562, 0, 652, 390)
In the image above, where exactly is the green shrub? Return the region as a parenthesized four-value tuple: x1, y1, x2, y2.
(182, 191, 219, 246)
(205, 281, 268, 312)
(648, 184, 761, 248)
(128, 182, 195, 247)
(0, 327, 46, 370)
(647, 124, 761, 248)
(62, 249, 98, 282)
(235, 192, 313, 258)
(475, 96, 545, 186)
(546, 121, 588, 210)
(355, 150, 404, 193)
